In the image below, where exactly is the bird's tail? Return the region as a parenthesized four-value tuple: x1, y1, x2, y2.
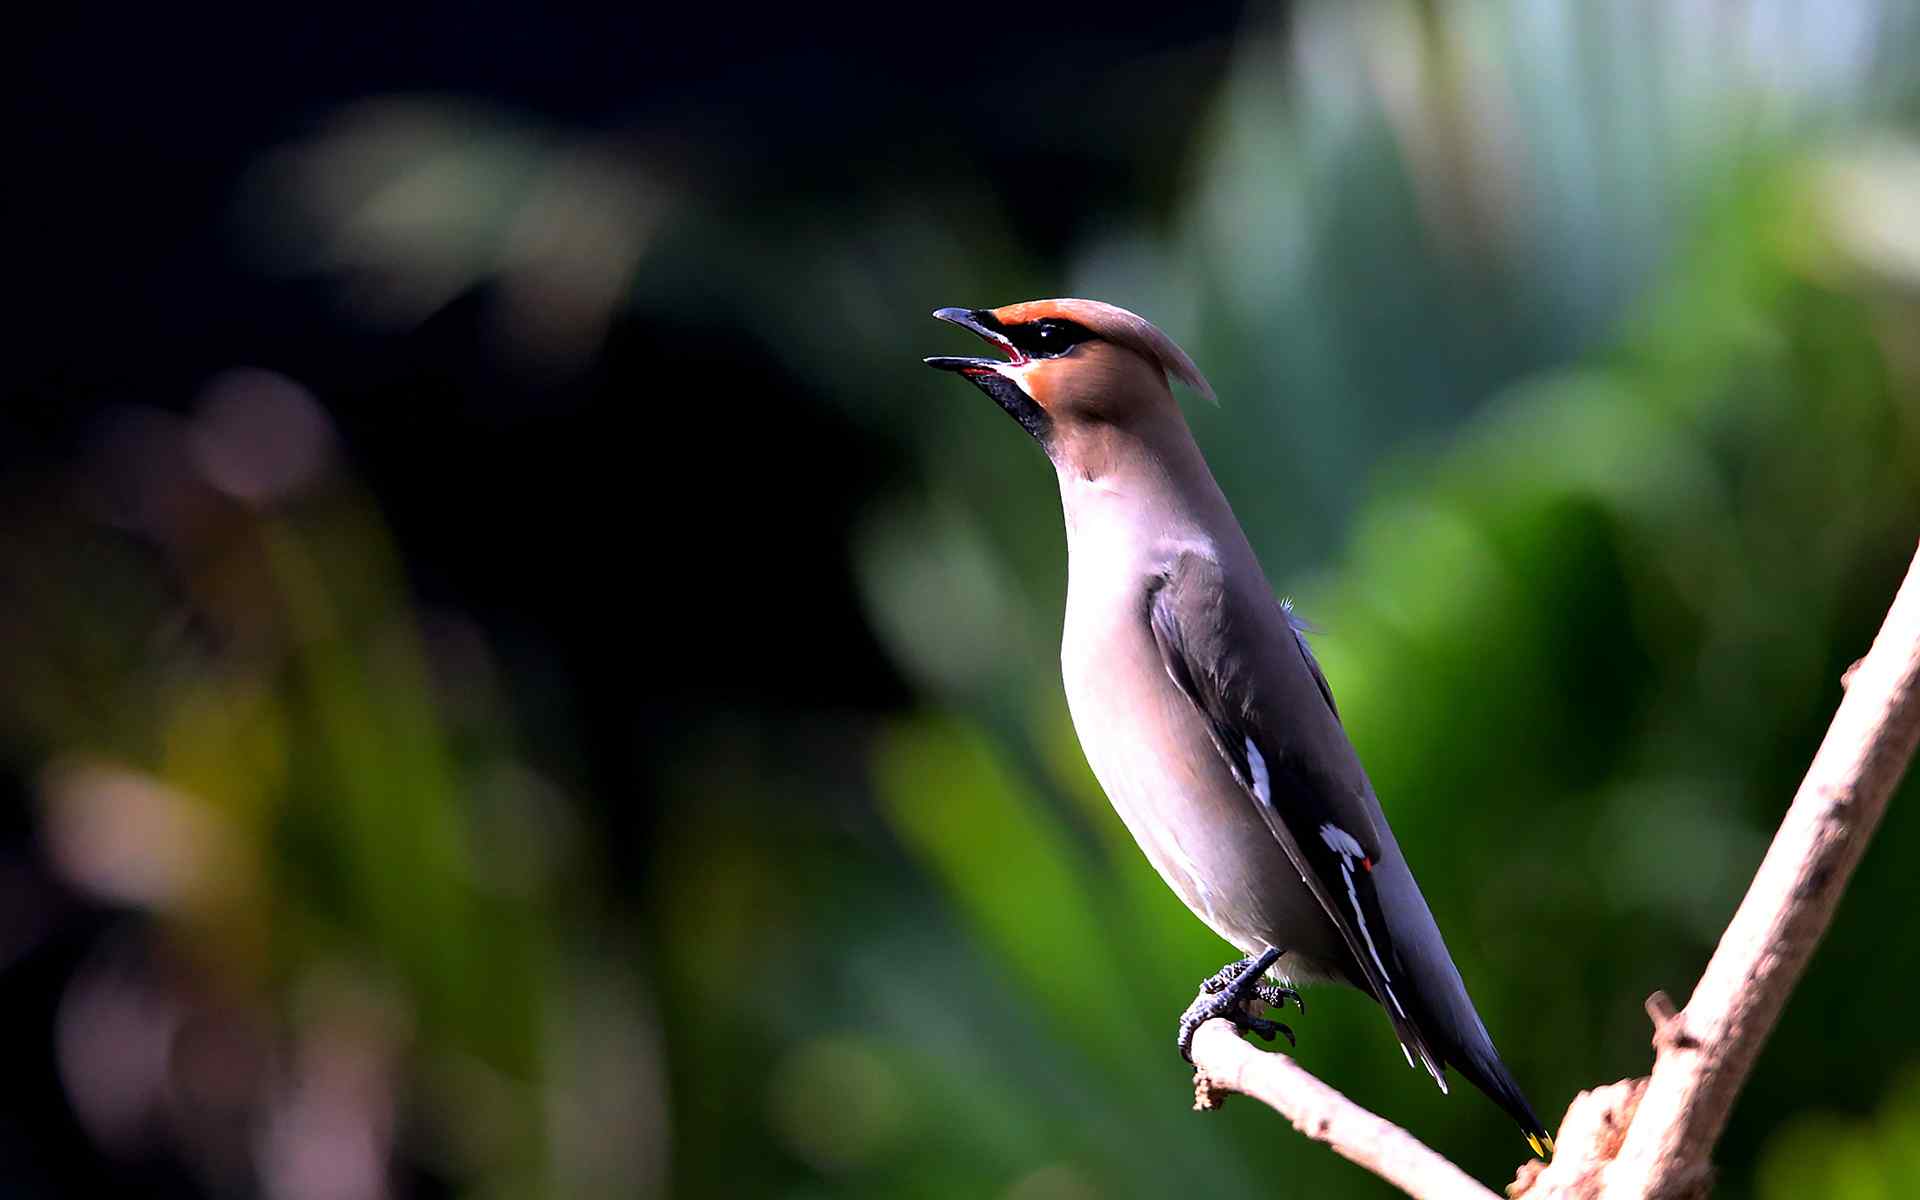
(1388, 940, 1554, 1156)
(1362, 832, 1554, 1156)
(1447, 1034, 1554, 1158)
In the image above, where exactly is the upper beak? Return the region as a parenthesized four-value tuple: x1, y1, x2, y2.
(925, 307, 1017, 374)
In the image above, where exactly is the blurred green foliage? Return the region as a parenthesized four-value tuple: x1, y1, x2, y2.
(2, 426, 661, 1195)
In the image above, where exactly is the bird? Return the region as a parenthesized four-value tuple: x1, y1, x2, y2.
(925, 298, 1554, 1158)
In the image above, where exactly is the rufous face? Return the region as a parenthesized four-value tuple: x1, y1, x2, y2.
(925, 300, 1180, 444)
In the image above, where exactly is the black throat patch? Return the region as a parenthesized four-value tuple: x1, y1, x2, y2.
(965, 372, 1052, 445)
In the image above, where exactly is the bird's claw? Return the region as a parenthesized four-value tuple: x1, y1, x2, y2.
(1178, 946, 1292, 1062)
(1244, 1015, 1297, 1047)
(1258, 980, 1305, 1014)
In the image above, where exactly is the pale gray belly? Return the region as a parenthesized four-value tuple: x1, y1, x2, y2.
(1059, 613, 1349, 979)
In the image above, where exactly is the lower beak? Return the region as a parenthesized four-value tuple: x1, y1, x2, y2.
(924, 355, 998, 373)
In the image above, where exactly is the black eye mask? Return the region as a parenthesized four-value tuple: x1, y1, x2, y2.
(1005, 318, 1095, 360)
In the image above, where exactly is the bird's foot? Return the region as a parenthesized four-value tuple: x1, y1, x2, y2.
(1202, 949, 1304, 1013)
(1177, 946, 1298, 1063)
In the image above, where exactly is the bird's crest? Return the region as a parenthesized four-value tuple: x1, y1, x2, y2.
(991, 298, 1216, 404)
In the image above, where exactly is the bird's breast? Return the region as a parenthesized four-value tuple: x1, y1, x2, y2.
(1058, 568, 1346, 973)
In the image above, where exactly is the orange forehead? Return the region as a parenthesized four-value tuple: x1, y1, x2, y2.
(989, 299, 1144, 332)
(990, 300, 1080, 327)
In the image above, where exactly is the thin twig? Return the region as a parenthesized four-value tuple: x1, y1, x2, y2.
(1602, 542, 1920, 1199)
(1189, 1019, 1500, 1200)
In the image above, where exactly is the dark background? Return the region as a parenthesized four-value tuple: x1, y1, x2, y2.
(7, 3, 1920, 1198)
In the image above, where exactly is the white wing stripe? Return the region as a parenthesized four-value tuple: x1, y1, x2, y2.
(1320, 822, 1406, 1021)
(1246, 739, 1272, 806)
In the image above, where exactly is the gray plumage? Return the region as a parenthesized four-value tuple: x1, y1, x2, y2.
(927, 299, 1549, 1153)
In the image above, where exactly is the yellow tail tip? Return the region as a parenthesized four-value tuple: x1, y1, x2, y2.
(1525, 1132, 1555, 1159)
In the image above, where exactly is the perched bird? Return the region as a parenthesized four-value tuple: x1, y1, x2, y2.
(925, 298, 1553, 1157)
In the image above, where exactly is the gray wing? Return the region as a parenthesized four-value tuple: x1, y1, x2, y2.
(1147, 551, 1448, 1087)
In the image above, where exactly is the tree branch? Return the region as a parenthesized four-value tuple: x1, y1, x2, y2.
(1189, 542, 1920, 1200)
(1602, 541, 1920, 1198)
(1189, 1018, 1500, 1200)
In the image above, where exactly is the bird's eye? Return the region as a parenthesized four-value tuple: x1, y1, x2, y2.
(1010, 319, 1092, 358)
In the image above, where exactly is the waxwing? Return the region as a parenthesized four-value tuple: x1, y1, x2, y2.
(927, 299, 1553, 1157)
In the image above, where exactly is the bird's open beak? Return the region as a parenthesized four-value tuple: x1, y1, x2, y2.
(925, 307, 1021, 375)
